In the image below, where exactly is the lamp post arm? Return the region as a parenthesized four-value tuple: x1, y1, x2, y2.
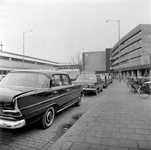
(23, 29, 33, 68)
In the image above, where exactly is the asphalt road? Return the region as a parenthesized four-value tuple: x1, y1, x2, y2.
(0, 88, 108, 150)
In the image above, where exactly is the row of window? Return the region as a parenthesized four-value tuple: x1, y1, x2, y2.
(112, 47, 142, 66)
(0, 55, 56, 67)
(11, 58, 23, 62)
(0, 56, 9, 60)
(113, 56, 142, 67)
(0, 70, 10, 75)
(130, 56, 141, 62)
(121, 48, 142, 58)
(112, 30, 141, 54)
(112, 39, 142, 58)
(59, 67, 79, 70)
(120, 60, 129, 65)
(120, 39, 141, 53)
(0, 56, 80, 70)
(123, 31, 141, 44)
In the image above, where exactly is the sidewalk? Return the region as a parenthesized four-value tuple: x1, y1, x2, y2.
(50, 80, 151, 150)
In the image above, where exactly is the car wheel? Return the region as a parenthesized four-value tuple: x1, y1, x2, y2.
(75, 94, 82, 107)
(40, 106, 55, 129)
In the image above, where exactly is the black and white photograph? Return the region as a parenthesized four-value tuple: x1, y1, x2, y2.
(0, 0, 151, 150)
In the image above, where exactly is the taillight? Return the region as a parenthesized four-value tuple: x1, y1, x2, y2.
(0, 98, 22, 117)
(84, 85, 95, 88)
(0, 110, 22, 117)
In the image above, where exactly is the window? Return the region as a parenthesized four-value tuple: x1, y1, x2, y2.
(52, 75, 62, 87)
(62, 75, 71, 85)
(0, 56, 9, 60)
(3, 71, 7, 75)
(97, 75, 103, 84)
(0, 72, 49, 88)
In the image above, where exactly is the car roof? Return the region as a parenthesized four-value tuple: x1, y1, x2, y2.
(80, 74, 97, 76)
(9, 69, 68, 78)
(99, 74, 105, 76)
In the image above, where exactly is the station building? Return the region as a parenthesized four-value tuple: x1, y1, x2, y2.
(111, 24, 151, 78)
(0, 50, 79, 77)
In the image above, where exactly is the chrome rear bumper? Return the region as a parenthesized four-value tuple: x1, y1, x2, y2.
(0, 119, 26, 129)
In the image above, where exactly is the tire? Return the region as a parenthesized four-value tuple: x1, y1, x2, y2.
(127, 80, 132, 87)
(75, 94, 82, 107)
(128, 84, 135, 94)
(40, 106, 55, 129)
(138, 86, 150, 99)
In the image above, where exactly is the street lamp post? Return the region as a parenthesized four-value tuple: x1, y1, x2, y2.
(23, 30, 33, 68)
(106, 19, 121, 82)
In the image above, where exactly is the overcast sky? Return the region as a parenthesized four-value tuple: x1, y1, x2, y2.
(0, 0, 150, 63)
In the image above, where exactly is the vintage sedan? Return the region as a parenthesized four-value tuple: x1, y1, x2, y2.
(73, 74, 103, 95)
(0, 70, 82, 129)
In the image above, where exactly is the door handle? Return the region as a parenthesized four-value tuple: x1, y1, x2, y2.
(67, 89, 70, 92)
(53, 90, 58, 94)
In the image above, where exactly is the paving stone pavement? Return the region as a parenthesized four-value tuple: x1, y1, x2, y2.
(49, 80, 151, 150)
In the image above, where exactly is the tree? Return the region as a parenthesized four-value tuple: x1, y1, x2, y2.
(71, 52, 83, 74)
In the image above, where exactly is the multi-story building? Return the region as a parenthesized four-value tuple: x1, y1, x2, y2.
(111, 24, 151, 78)
(82, 49, 112, 74)
(82, 51, 106, 74)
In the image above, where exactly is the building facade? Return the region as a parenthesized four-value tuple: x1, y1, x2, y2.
(82, 49, 112, 74)
(0, 51, 79, 76)
(111, 24, 151, 78)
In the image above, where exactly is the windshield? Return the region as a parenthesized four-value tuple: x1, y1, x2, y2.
(76, 74, 96, 81)
(0, 72, 49, 88)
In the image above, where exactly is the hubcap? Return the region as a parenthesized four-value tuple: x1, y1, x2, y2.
(46, 108, 54, 126)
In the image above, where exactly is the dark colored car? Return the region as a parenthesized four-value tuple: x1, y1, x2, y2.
(0, 70, 82, 129)
(73, 74, 103, 95)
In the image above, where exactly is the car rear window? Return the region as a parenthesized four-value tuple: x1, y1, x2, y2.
(0, 72, 49, 88)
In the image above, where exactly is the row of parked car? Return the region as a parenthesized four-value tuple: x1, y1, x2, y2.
(73, 73, 113, 95)
(0, 69, 112, 130)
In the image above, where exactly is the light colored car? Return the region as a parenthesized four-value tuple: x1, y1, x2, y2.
(73, 74, 104, 95)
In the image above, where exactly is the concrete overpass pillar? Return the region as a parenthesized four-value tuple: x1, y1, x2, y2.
(131, 70, 134, 77)
(137, 70, 141, 77)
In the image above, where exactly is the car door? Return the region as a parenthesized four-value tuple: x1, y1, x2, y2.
(61, 74, 77, 105)
(51, 74, 67, 109)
